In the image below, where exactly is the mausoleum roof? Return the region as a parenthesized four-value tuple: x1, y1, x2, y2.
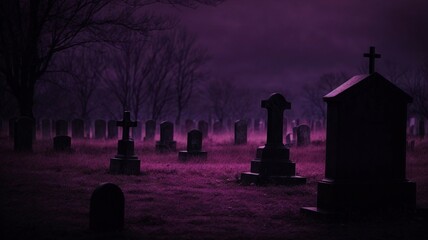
(323, 72, 412, 103)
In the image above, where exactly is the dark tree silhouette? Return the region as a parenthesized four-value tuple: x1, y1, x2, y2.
(171, 28, 208, 126)
(302, 72, 348, 120)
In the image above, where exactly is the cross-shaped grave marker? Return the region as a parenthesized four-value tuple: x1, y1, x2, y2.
(364, 46, 381, 74)
(117, 111, 137, 140)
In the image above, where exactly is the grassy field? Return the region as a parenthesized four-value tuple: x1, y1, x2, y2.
(1, 132, 427, 240)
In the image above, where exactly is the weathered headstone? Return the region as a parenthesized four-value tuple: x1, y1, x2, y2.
(234, 120, 247, 145)
(296, 124, 311, 147)
(94, 119, 106, 139)
(144, 120, 156, 141)
(89, 183, 124, 231)
(241, 93, 306, 185)
(178, 130, 207, 161)
(71, 119, 84, 139)
(55, 120, 68, 136)
(212, 121, 223, 135)
(108, 120, 118, 139)
(41, 119, 51, 139)
(14, 117, 35, 152)
(198, 120, 209, 139)
(302, 71, 416, 215)
(156, 121, 177, 153)
(109, 111, 140, 175)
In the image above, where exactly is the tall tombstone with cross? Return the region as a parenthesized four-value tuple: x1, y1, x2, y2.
(109, 111, 140, 175)
(241, 93, 306, 185)
(302, 48, 416, 215)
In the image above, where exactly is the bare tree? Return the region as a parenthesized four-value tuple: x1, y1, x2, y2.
(402, 63, 428, 119)
(171, 28, 208, 126)
(205, 78, 235, 123)
(0, 0, 223, 146)
(302, 72, 348, 119)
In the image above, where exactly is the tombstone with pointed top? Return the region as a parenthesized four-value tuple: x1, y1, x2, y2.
(71, 119, 84, 139)
(14, 117, 35, 152)
(156, 121, 177, 153)
(198, 120, 209, 139)
(234, 120, 247, 145)
(178, 130, 207, 161)
(302, 71, 416, 215)
(108, 120, 118, 139)
(241, 93, 306, 185)
(41, 119, 51, 139)
(89, 183, 124, 231)
(144, 120, 156, 141)
(109, 111, 140, 175)
(94, 119, 106, 139)
(296, 124, 311, 147)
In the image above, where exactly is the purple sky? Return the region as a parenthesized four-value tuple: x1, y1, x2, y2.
(161, 0, 428, 91)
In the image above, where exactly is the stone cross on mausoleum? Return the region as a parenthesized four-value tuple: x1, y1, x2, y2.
(363, 46, 381, 74)
(117, 111, 137, 140)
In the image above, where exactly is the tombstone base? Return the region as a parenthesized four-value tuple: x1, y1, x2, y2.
(53, 136, 71, 151)
(302, 179, 416, 215)
(240, 172, 306, 185)
(250, 160, 296, 176)
(109, 156, 140, 175)
(178, 151, 207, 161)
(155, 141, 177, 153)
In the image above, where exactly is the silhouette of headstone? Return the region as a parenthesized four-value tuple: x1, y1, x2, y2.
(108, 120, 118, 139)
(178, 129, 207, 161)
(302, 71, 416, 215)
(198, 120, 209, 139)
(212, 121, 223, 135)
(241, 93, 306, 185)
(296, 124, 311, 147)
(89, 183, 124, 231)
(94, 119, 106, 139)
(54, 136, 71, 151)
(109, 111, 140, 175)
(9, 117, 17, 139)
(14, 117, 35, 152)
(41, 119, 51, 139)
(418, 118, 425, 139)
(156, 121, 177, 153)
(71, 119, 84, 139)
(144, 120, 155, 141)
(234, 120, 247, 145)
(55, 120, 68, 136)
(54, 120, 71, 151)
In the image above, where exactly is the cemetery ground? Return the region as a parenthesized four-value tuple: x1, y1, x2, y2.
(1, 133, 428, 240)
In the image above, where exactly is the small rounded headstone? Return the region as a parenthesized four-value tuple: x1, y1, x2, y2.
(89, 183, 124, 231)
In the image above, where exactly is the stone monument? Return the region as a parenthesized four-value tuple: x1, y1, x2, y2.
(240, 93, 306, 185)
(109, 111, 140, 175)
(155, 121, 177, 153)
(178, 129, 207, 161)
